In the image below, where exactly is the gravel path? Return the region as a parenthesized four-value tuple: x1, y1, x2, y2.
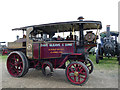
(1, 58, 118, 88)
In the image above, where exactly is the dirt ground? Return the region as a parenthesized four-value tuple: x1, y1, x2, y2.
(1, 56, 118, 88)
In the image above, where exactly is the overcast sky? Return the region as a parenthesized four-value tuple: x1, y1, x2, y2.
(0, 0, 119, 42)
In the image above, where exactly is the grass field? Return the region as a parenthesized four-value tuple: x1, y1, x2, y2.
(0, 54, 119, 70)
(89, 54, 118, 70)
(0, 55, 7, 62)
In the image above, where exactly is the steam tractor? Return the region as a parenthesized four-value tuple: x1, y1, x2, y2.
(96, 25, 120, 64)
(6, 17, 102, 85)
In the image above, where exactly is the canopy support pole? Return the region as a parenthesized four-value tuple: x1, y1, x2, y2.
(79, 23, 84, 47)
(72, 25, 75, 40)
(94, 24, 100, 43)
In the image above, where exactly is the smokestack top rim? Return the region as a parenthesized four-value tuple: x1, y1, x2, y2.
(77, 16, 84, 21)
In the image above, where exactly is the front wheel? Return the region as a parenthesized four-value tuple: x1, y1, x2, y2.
(65, 61, 89, 86)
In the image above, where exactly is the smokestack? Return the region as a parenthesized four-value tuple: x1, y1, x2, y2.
(17, 35, 19, 40)
(106, 25, 110, 37)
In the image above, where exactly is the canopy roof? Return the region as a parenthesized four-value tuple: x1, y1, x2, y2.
(12, 20, 102, 34)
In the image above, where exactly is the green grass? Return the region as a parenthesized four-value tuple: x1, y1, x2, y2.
(0, 55, 7, 62)
(0, 55, 7, 59)
(89, 54, 118, 70)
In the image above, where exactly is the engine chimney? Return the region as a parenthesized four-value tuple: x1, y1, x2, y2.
(106, 25, 110, 37)
(16, 35, 19, 40)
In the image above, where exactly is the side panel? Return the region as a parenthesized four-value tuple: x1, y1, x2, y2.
(40, 42, 74, 59)
(33, 43, 39, 59)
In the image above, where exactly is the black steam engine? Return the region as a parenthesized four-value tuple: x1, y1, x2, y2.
(96, 25, 120, 65)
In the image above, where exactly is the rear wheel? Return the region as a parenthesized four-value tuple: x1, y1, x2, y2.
(84, 59, 94, 74)
(7, 51, 29, 77)
(65, 61, 89, 86)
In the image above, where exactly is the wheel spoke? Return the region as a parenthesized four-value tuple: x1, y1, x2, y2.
(72, 64, 76, 68)
(10, 65, 16, 70)
(9, 62, 15, 66)
(80, 71, 86, 75)
(70, 75, 74, 78)
(75, 65, 79, 71)
(13, 55, 17, 61)
(74, 64, 80, 71)
(79, 68, 83, 72)
(14, 67, 19, 75)
(80, 76, 85, 80)
(16, 70, 19, 75)
(70, 67, 74, 72)
(13, 54, 15, 59)
(17, 55, 20, 61)
(75, 66, 78, 71)
(87, 67, 90, 71)
(10, 68, 16, 74)
(19, 65, 23, 73)
(20, 69, 23, 73)
(20, 65, 23, 69)
(9, 67, 14, 71)
(87, 65, 91, 67)
(68, 71, 74, 74)
(10, 67, 17, 75)
(17, 61, 23, 65)
(74, 76, 76, 82)
(78, 66, 82, 70)
(78, 75, 80, 82)
(78, 68, 86, 75)
(19, 61, 23, 64)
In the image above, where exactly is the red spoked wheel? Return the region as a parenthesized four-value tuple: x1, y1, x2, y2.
(66, 61, 89, 85)
(7, 51, 29, 77)
(84, 59, 94, 74)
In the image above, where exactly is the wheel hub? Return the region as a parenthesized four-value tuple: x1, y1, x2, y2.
(74, 71, 79, 76)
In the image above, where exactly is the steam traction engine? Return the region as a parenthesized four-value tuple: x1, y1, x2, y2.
(96, 25, 120, 64)
(6, 17, 102, 85)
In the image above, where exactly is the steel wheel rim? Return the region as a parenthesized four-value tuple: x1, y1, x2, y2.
(66, 63, 87, 85)
(7, 53, 23, 77)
